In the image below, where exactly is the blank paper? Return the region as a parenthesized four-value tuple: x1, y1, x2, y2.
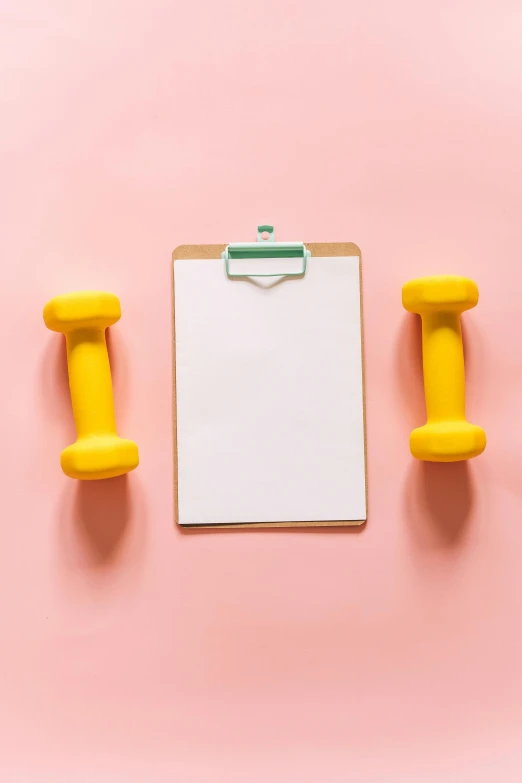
(173, 256, 366, 526)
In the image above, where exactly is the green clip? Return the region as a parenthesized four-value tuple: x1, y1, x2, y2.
(223, 225, 310, 278)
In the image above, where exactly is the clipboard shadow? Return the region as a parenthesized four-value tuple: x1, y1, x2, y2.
(227, 273, 304, 289)
(177, 520, 366, 536)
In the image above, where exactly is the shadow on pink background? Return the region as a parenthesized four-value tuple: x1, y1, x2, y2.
(398, 315, 475, 548)
(2, 1, 522, 781)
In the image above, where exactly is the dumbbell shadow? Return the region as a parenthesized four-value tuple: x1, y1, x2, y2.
(40, 335, 76, 446)
(398, 312, 475, 544)
(404, 460, 474, 548)
(72, 475, 131, 566)
(56, 472, 145, 574)
(395, 313, 425, 432)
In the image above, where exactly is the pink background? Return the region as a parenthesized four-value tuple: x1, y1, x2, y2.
(2, 1, 522, 780)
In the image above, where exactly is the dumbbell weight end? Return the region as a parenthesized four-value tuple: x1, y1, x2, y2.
(410, 421, 486, 462)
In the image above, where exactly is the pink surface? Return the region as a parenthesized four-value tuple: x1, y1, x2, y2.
(2, 1, 522, 780)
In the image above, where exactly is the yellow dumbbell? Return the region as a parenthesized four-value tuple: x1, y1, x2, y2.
(43, 291, 139, 479)
(402, 275, 486, 462)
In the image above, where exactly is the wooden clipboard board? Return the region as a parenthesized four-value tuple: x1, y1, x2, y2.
(172, 241, 367, 528)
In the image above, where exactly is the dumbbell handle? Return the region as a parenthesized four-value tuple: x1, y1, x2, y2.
(421, 311, 466, 423)
(66, 328, 117, 438)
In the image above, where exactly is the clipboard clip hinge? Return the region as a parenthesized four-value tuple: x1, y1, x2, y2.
(223, 226, 310, 278)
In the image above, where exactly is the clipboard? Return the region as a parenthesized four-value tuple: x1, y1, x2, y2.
(172, 227, 367, 528)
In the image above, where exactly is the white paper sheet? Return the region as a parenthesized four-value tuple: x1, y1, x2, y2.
(174, 256, 366, 526)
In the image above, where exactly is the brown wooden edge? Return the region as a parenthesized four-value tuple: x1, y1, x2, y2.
(171, 242, 368, 529)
